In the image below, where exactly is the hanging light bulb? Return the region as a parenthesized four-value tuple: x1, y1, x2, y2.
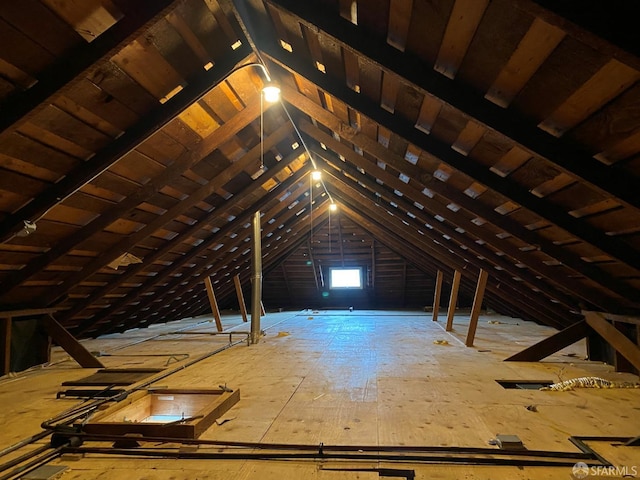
(311, 170, 322, 181)
(262, 83, 281, 103)
(329, 203, 338, 212)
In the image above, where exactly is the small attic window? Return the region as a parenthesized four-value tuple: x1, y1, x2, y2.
(330, 267, 363, 289)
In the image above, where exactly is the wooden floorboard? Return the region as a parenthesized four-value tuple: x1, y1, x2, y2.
(0, 310, 639, 479)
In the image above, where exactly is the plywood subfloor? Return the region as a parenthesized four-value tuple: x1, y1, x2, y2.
(1, 310, 639, 479)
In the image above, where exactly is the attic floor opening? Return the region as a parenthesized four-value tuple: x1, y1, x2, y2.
(1, 309, 639, 479)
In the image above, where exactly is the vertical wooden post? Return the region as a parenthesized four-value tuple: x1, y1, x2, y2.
(432, 270, 443, 321)
(446, 270, 461, 331)
(234, 274, 248, 322)
(204, 277, 223, 332)
(1, 317, 11, 375)
(466, 269, 488, 347)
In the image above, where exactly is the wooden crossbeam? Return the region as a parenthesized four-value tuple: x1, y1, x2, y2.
(505, 320, 589, 362)
(465, 270, 489, 347)
(432, 270, 443, 321)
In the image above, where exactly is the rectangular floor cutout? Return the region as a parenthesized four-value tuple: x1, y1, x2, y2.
(496, 380, 552, 390)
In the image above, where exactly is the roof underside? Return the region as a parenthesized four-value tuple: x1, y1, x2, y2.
(0, 0, 639, 338)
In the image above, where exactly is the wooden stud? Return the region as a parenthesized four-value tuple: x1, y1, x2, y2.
(465, 269, 488, 347)
(432, 270, 443, 321)
(204, 277, 223, 332)
(446, 270, 461, 331)
(233, 275, 248, 323)
(584, 311, 640, 373)
(504, 320, 589, 362)
(42, 314, 104, 368)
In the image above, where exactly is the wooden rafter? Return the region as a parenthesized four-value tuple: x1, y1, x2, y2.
(0, 43, 253, 244)
(284, 86, 640, 307)
(264, 0, 640, 212)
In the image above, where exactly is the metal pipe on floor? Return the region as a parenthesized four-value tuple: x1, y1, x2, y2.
(250, 210, 262, 345)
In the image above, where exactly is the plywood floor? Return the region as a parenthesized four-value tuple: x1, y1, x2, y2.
(1, 310, 639, 479)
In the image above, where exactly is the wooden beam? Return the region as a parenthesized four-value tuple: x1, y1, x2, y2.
(42, 315, 104, 368)
(264, 0, 640, 213)
(466, 270, 489, 347)
(0, 42, 253, 245)
(584, 311, 640, 373)
(446, 270, 462, 331)
(1, 317, 11, 376)
(432, 270, 443, 321)
(292, 88, 637, 309)
(334, 197, 562, 329)
(326, 176, 571, 329)
(265, 43, 640, 274)
(504, 320, 589, 361)
(40, 122, 293, 307)
(234, 275, 248, 323)
(325, 171, 573, 328)
(204, 277, 223, 332)
(67, 151, 302, 332)
(0, 80, 265, 299)
(83, 173, 318, 336)
(310, 140, 581, 312)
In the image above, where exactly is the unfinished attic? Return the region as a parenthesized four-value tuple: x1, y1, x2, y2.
(1, 0, 640, 478)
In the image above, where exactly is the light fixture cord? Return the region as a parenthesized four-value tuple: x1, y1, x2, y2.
(260, 90, 264, 171)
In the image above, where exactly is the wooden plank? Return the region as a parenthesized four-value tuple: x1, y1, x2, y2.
(234, 275, 248, 323)
(1, 317, 10, 375)
(204, 276, 223, 332)
(538, 59, 640, 137)
(504, 320, 588, 361)
(485, 17, 565, 107)
(42, 314, 104, 368)
(432, 270, 443, 321)
(465, 269, 488, 347)
(584, 311, 640, 373)
(445, 270, 461, 331)
(433, 0, 490, 79)
(386, 0, 413, 51)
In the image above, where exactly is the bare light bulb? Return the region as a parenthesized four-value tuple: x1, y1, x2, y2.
(311, 170, 322, 180)
(262, 84, 280, 103)
(329, 203, 338, 212)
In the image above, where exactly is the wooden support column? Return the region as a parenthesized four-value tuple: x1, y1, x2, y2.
(42, 315, 104, 368)
(584, 311, 640, 372)
(446, 270, 461, 331)
(466, 269, 488, 347)
(505, 320, 588, 362)
(234, 275, 248, 323)
(204, 277, 223, 332)
(1, 317, 11, 375)
(432, 270, 443, 321)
